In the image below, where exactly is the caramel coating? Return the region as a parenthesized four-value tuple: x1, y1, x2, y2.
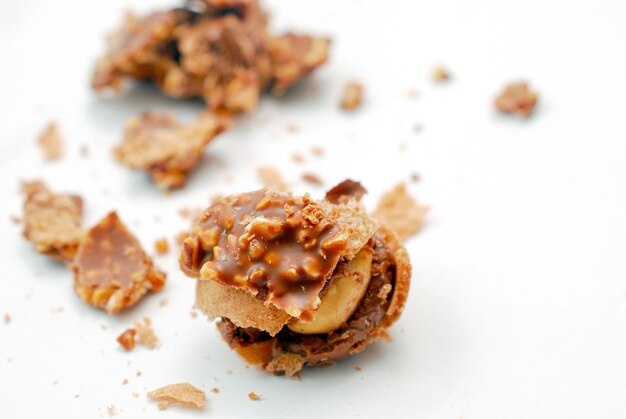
(181, 190, 348, 316)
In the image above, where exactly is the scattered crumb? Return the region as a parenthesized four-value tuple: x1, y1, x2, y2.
(292, 153, 305, 164)
(50, 306, 64, 313)
(340, 81, 363, 110)
(494, 82, 537, 118)
(79, 144, 90, 157)
(37, 121, 64, 160)
(159, 297, 168, 307)
(52, 380, 59, 385)
(398, 143, 407, 151)
(107, 404, 117, 417)
(286, 123, 299, 133)
(154, 238, 169, 255)
(136, 370, 142, 377)
(413, 123, 423, 133)
(410, 172, 420, 183)
(226, 370, 233, 375)
(189, 309, 198, 319)
(432, 66, 450, 82)
(310, 146, 325, 157)
(132, 393, 140, 398)
(3, 313, 10, 324)
(407, 90, 419, 99)
(373, 183, 429, 241)
(354, 365, 363, 372)
(257, 166, 288, 191)
(9, 214, 20, 224)
(302, 173, 323, 185)
(100, 324, 108, 330)
(211, 388, 220, 394)
(248, 392, 261, 401)
(117, 329, 137, 351)
(133, 317, 158, 349)
(122, 378, 129, 385)
(74, 394, 80, 398)
(148, 383, 206, 410)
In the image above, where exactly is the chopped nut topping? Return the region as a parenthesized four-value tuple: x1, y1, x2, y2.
(38, 122, 64, 160)
(495, 82, 538, 117)
(117, 328, 137, 351)
(340, 81, 363, 110)
(21, 181, 84, 261)
(180, 190, 348, 315)
(92, 2, 329, 113)
(373, 183, 428, 241)
(115, 112, 229, 190)
(431, 66, 450, 81)
(302, 173, 323, 185)
(71, 212, 166, 314)
(133, 317, 158, 349)
(154, 238, 169, 254)
(257, 166, 288, 191)
(325, 179, 367, 204)
(248, 392, 261, 401)
(148, 383, 206, 410)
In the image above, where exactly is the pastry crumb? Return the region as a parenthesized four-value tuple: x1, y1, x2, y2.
(3, 313, 10, 324)
(302, 173, 323, 185)
(107, 404, 117, 416)
(38, 122, 64, 160)
(132, 392, 140, 398)
(292, 153, 305, 164)
(211, 388, 220, 394)
(159, 297, 168, 307)
(286, 123, 299, 133)
(154, 238, 169, 254)
(495, 82, 537, 118)
(50, 306, 64, 313)
(133, 317, 158, 349)
(407, 89, 419, 99)
(354, 365, 363, 372)
(189, 309, 198, 319)
(257, 166, 288, 191)
(373, 183, 428, 241)
(122, 378, 129, 385)
(248, 392, 261, 401)
(410, 172, 420, 183)
(79, 144, 90, 157)
(117, 329, 137, 351)
(148, 383, 206, 410)
(310, 146, 325, 157)
(432, 66, 450, 82)
(340, 81, 363, 110)
(136, 370, 142, 377)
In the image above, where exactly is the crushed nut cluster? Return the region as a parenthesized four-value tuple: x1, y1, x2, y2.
(71, 212, 166, 314)
(180, 190, 349, 316)
(21, 181, 84, 261)
(92, 0, 329, 113)
(495, 82, 538, 117)
(114, 112, 229, 190)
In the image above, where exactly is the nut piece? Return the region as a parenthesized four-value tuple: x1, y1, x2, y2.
(21, 181, 84, 261)
(71, 212, 166, 314)
(494, 82, 538, 117)
(115, 112, 229, 190)
(288, 247, 373, 334)
(37, 122, 63, 160)
(117, 328, 137, 351)
(373, 183, 428, 241)
(340, 81, 363, 110)
(148, 383, 206, 410)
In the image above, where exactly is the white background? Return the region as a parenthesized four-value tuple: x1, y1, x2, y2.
(1, 0, 625, 417)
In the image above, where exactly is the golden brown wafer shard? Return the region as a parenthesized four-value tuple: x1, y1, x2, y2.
(71, 212, 166, 314)
(37, 122, 64, 160)
(495, 82, 538, 117)
(373, 183, 428, 241)
(148, 383, 206, 410)
(21, 181, 84, 261)
(114, 111, 229, 190)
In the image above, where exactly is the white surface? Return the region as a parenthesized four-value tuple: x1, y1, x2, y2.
(1, 0, 626, 417)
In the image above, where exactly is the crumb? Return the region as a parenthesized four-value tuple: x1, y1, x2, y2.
(50, 306, 64, 313)
(9, 214, 20, 224)
(410, 172, 420, 183)
(122, 378, 129, 385)
(21, 181, 84, 261)
(52, 380, 59, 385)
(133, 317, 158, 349)
(74, 394, 80, 398)
(292, 153, 305, 164)
(340, 81, 363, 110)
(226, 370, 233, 375)
(148, 383, 206, 410)
(257, 166, 288, 191)
(100, 324, 108, 330)
(189, 310, 198, 319)
(3, 313, 10, 324)
(154, 238, 169, 254)
(248, 392, 261, 401)
(494, 82, 537, 117)
(107, 404, 117, 417)
(407, 90, 419, 99)
(286, 123, 299, 133)
(373, 183, 428, 241)
(413, 123, 423, 133)
(37, 122, 63, 160)
(71, 212, 166, 315)
(211, 388, 220, 394)
(114, 112, 230, 190)
(79, 144, 90, 157)
(117, 329, 137, 351)
(398, 143, 407, 151)
(136, 370, 142, 377)
(302, 173, 323, 185)
(159, 297, 168, 307)
(432, 66, 450, 82)
(354, 365, 362, 372)
(132, 392, 140, 398)
(310, 146, 325, 157)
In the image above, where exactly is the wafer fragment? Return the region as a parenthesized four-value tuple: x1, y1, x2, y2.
(495, 82, 538, 117)
(373, 183, 428, 241)
(148, 383, 206, 410)
(37, 122, 64, 160)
